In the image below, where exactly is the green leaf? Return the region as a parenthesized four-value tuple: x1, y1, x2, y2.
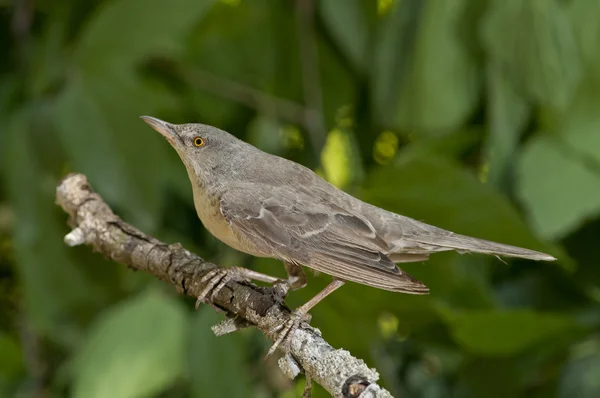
(371, 0, 417, 124)
(568, 0, 600, 84)
(559, 350, 600, 398)
(441, 309, 580, 356)
(374, 0, 479, 133)
(320, 128, 354, 188)
(74, 0, 216, 72)
(188, 310, 253, 398)
(72, 290, 187, 398)
(557, 83, 600, 168)
(459, 358, 519, 398)
(481, 0, 581, 110)
(484, 62, 530, 187)
(319, 0, 370, 72)
(517, 136, 600, 240)
(318, 38, 357, 134)
(0, 333, 24, 378)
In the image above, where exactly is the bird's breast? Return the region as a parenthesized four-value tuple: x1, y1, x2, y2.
(191, 184, 266, 257)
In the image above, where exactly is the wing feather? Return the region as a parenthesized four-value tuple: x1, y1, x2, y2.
(220, 184, 428, 293)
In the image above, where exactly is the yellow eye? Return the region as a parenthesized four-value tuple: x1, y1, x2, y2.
(193, 137, 205, 147)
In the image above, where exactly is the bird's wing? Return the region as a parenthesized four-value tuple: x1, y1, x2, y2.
(219, 184, 428, 293)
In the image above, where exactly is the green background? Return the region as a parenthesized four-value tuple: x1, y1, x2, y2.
(2, 0, 600, 397)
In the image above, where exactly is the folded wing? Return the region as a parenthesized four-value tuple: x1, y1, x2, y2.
(220, 184, 429, 294)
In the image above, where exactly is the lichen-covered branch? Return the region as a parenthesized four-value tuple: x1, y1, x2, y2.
(55, 173, 393, 398)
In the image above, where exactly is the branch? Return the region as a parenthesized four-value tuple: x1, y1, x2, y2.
(174, 65, 310, 127)
(55, 173, 393, 398)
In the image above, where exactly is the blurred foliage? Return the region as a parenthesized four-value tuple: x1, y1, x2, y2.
(1, 0, 600, 397)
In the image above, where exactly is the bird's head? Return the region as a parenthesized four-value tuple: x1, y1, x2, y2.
(141, 116, 245, 181)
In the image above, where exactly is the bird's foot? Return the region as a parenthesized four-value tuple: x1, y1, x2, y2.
(195, 267, 248, 310)
(270, 279, 293, 303)
(266, 310, 312, 358)
(269, 272, 308, 304)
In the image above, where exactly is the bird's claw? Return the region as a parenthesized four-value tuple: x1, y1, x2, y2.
(195, 268, 246, 310)
(270, 279, 292, 303)
(265, 310, 312, 359)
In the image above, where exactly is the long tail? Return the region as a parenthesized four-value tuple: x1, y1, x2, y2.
(403, 230, 555, 261)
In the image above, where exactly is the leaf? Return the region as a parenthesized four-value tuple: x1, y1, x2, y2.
(318, 0, 371, 72)
(557, 83, 600, 168)
(517, 135, 600, 240)
(74, 0, 216, 72)
(372, 0, 420, 125)
(318, 37, 357, 133)
(373, 0, 479, 133)
(2, 108, 94, 334)
(320, 128, 354, 188)
(188, 310, 253, 398)
(0, 333, 24, 378)
(481, 0, 581, 110)
(559, 351, 600, 398)
(459, 358, 519, 398)
(568, 0, 600, 84)
(441, 309, 581, 356)
(72, 290, 187, 398)
(484, 62, 530, 187)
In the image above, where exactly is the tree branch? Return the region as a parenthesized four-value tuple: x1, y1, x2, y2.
(55, 173, 393, 398)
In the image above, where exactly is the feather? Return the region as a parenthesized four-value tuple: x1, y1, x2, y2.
(403, 232, 555, 261)
(219, 184, 428, 292)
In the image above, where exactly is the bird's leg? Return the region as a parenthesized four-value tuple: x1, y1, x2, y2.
(197, 262, 308, 310)
(195, 266, 280, 309)
(266, 279, 346, 357)
(273, 261, 308, 298)
(284, 261, 308, 289)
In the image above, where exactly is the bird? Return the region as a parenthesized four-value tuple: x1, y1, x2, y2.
(141, 116, 556, 354)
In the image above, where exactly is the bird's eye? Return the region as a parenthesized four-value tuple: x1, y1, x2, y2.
(193, 137, 205, 147)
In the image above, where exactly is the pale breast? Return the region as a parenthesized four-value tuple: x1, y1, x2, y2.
(191, 184, 266, 257)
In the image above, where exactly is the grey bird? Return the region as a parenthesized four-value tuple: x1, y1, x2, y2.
(141, 116, 556, 353)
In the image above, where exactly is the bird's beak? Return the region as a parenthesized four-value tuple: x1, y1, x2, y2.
(140, 116, 179, 144)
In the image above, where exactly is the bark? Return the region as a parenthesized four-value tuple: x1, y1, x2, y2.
(56, 173, 393, 398)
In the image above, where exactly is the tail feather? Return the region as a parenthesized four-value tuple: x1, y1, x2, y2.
(403, 232, 556, 261)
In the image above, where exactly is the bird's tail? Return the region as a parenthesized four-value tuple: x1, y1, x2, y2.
(402, 231, 556, 261)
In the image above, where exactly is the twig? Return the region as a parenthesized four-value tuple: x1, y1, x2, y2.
(55, 173, 393, 398)
(175, 65, 310, 126)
